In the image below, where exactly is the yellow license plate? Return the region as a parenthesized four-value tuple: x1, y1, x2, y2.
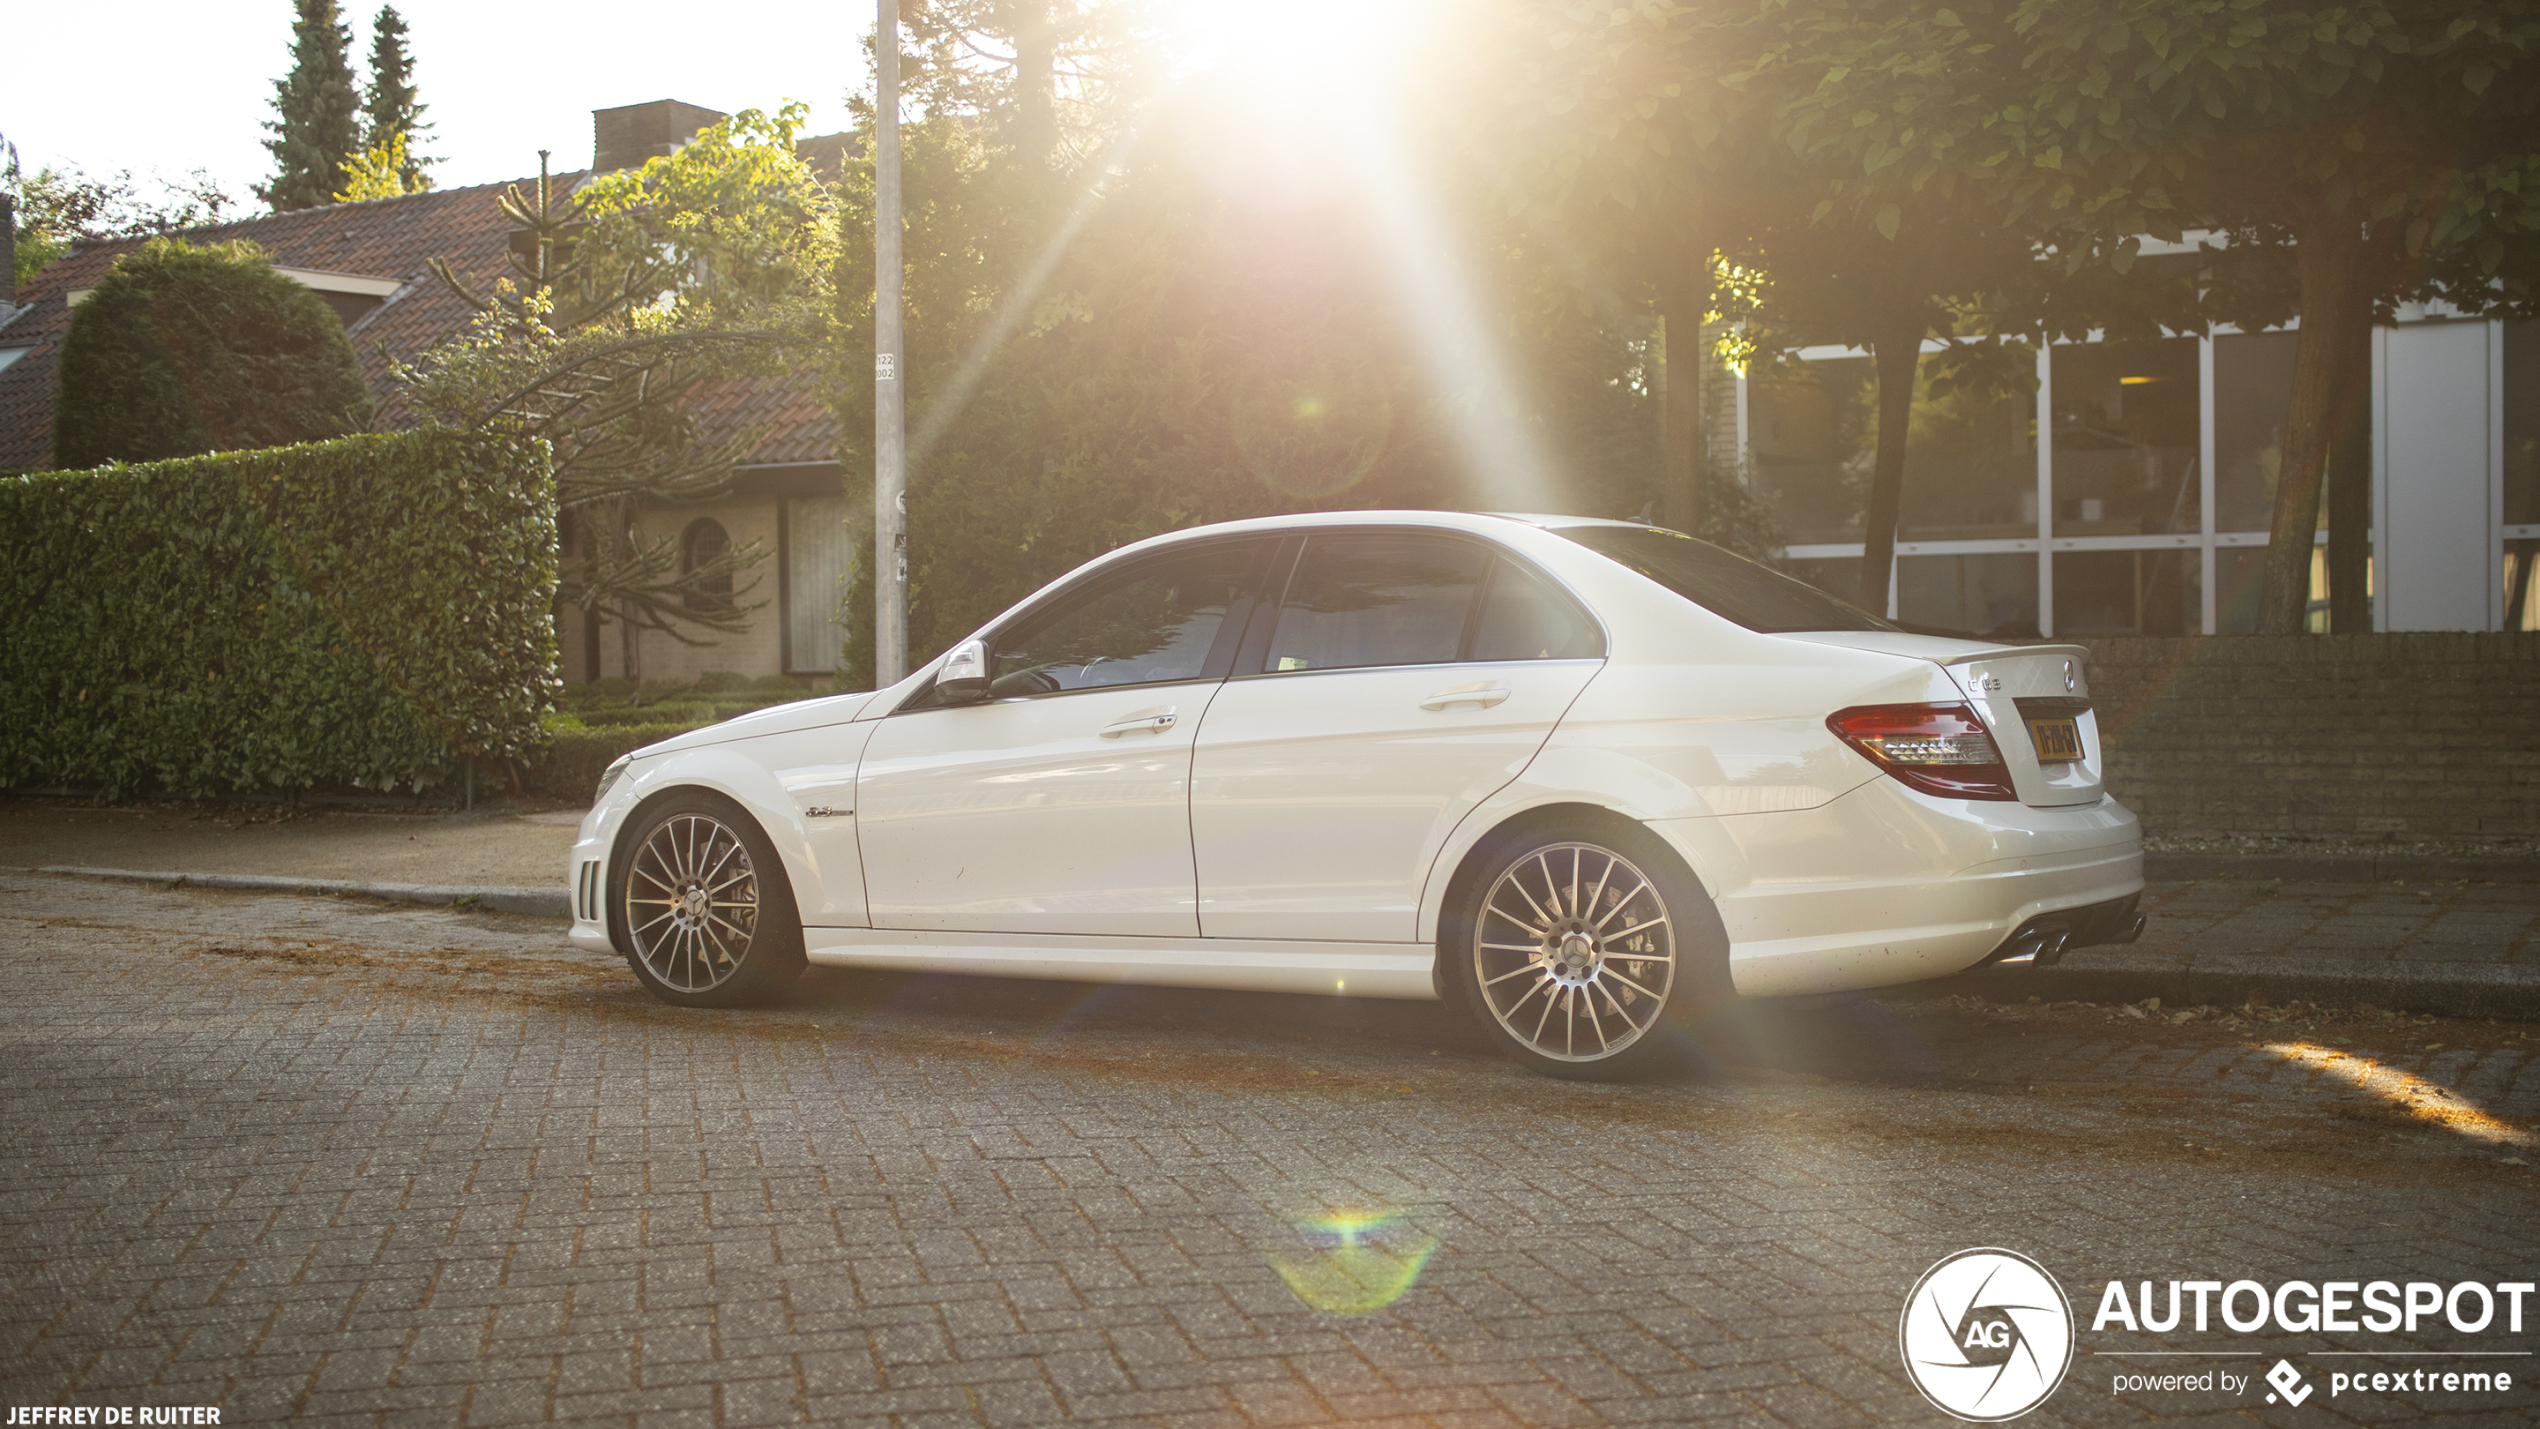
(2027, 716, 2083, 763)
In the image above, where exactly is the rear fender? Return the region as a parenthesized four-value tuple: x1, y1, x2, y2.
(1412, 754, 1762, 946)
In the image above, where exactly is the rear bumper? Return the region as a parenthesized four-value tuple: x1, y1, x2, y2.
(1981, 891, 2144, 966)
(1651, 778, 2143, 997)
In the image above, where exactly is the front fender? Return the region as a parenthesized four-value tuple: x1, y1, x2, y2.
(604, 744, 837, 929)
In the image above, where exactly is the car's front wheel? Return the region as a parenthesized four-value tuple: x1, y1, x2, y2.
(1447, 821, 1730, 1078)
(611, 791, 806, 1007)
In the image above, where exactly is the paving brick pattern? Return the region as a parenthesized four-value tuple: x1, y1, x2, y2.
(2, 873, 2536, 1426)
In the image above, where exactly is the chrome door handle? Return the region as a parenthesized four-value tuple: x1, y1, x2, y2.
(1420, 682, 1511, 711)
(1100, 710, 1177, 737)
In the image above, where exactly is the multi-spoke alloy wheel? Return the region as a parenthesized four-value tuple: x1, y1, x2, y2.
(627, 813, 761, 993)
(1471, 841, 1677, 1065)
(612, 793, 804, 1007)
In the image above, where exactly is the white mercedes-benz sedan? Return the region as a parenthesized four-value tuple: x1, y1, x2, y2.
(566, 512, 2142, 1077)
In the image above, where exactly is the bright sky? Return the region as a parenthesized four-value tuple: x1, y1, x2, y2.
(6, 1, 877, 201)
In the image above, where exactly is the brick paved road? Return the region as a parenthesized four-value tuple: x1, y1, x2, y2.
(2, 872, 2535, 1426)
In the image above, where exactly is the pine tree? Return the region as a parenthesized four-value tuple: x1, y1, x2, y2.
(361, 5, 432, 190)
(258, 0, 360, 212)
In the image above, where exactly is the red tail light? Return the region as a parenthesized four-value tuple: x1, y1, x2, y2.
(1827, 703, 2017, 801)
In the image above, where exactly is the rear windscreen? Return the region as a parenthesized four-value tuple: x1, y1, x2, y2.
(1555, 525, 1896, 634)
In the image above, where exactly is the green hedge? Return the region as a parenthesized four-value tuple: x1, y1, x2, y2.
(1, 428, 559, 796)
(527, 721, 700, 803)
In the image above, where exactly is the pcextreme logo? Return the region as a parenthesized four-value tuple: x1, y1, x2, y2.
(1899, 1248, 2077, 1421)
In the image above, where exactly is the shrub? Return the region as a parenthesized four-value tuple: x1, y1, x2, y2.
(52, 238, 375, 469)
(575, 702, 719, 729)
(527, 721, 698, 803)
(0, 428, 558, 796)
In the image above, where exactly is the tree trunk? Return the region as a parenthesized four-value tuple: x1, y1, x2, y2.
(2260, 220, 2380, 634)
(2325, 309, 2373, 633)
(2326, 302, 2377, 632)
(1004, 0, 1057, 167)
(1656, 248, 1710, 536)
(1858, 310, 1926, 616)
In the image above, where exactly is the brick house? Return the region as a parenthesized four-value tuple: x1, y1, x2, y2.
(0, 101, 858, 687)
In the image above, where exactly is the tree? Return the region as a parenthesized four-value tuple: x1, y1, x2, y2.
(260, 0, 361, 212)
(1478, 0, 1769, 537)
(399, 109, 838, 666)
(1775, 0, 2540, 633)
(52, 238, 373, 468)
(1719, 0, 2210, 615)
(360, 5, 433, 190)
(335, 133, 426, 202)
(1732, 213, 2040, 613)
(0, 133, 234, 288)
(900, 0, 1162, 172)
(822, 17, 1750, 687)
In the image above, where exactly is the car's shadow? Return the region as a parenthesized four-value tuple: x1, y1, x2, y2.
(776, 965, 1952, 1087)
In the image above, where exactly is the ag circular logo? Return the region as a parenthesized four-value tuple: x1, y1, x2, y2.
(1899, 1248, 2075, 1421)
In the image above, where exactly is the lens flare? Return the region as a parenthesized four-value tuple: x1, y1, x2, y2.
(1267, 1207, 1439, 1314)
(1231, 361, 1393, 497)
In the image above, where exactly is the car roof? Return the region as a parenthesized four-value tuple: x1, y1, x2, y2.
(1106, 509, 1656, 551)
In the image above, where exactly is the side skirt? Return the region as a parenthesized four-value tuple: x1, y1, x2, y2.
(800, 928, 1439, 999)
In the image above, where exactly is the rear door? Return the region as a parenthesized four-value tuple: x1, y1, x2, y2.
(1189, 530, 1605, 943)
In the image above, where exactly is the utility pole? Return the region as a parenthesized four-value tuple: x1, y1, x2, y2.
(873, 0, 909, 686)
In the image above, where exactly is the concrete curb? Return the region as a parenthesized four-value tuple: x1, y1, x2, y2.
(1913, 951, 2540, 1021)
(2143, 851, 2540, 885)
(37, 866, 571, 919)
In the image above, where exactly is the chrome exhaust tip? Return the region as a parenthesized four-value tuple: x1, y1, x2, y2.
(2119, 913, 2147, 944)
(2035, 930, 2073, 967)
(1991, 929, 2046, 967)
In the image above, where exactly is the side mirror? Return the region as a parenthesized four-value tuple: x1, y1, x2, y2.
(937, 638, 990, 704)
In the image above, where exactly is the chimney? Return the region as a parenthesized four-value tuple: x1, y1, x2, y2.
(0, 195, 16, 312)
(592, 100, 728, 173)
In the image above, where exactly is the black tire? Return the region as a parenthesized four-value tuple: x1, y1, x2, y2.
(1443, 815, 1734, 1079)
(609, 790, 806, 1008)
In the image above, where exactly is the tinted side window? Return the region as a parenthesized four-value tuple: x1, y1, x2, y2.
(1263, 533, 1485, 673)
(988, 542, 1259, 697)
(1470, 559, 1604, 661)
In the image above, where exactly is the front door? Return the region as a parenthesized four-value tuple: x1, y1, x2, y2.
(1191, 531, 1606, 943)
(856, 537, 1273, 936)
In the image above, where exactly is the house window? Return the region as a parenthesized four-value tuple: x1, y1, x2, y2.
(681, 518, 733, 611)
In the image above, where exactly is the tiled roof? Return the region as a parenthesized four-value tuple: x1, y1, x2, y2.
(0, 175, 838, 473)
(690, 373, 839, 467)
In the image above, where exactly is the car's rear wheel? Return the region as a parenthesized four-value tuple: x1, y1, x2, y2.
(1447, 820, 1731, 1079)
(612, 791, 805, 1007)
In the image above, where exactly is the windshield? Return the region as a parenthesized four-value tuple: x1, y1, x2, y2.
(1555, 525, 1896, 634)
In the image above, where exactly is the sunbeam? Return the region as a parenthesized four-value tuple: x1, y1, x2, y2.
(2267, 1041, 2537, 1148)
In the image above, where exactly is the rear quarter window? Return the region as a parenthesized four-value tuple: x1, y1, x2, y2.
(1556, 526, 1894, 634)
